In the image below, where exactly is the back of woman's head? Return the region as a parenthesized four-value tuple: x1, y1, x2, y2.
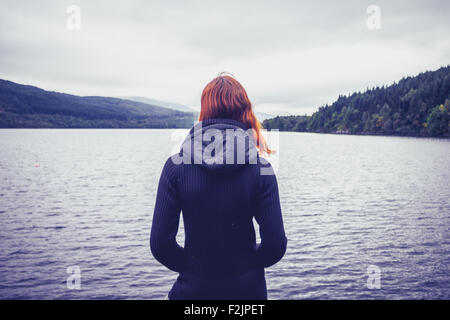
(199, 73, 272, 155)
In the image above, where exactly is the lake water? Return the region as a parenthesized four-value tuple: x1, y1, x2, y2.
(0, 129, 449, 299)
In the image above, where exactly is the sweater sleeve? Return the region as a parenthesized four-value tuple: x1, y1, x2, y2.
(150, 157, 186, 273)
(254, 162, 288, 268)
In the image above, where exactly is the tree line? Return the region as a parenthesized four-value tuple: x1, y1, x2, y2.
(0, 79, 196, 128)
(263, 66, 450, 137)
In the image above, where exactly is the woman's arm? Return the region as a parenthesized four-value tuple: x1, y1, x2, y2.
(254, 162, 288, 268)
(150, 158, 186, 273)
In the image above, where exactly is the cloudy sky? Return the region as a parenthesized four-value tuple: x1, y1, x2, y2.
(0, 0, 449, 115)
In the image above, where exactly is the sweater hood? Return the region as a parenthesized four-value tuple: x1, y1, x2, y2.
(177, 118, 259, 172)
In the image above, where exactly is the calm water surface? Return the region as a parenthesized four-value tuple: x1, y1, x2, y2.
(0, 129, 449, 299)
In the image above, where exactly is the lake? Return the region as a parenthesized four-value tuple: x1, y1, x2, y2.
(0, 129, 449, 299)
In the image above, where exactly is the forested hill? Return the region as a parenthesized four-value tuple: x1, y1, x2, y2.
(263, 66, 450, 137)
(0, 79, 196, 128)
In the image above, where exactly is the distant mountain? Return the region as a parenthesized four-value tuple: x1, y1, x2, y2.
(255, 112, 274, 122)
(123, 96, 193, 112)
(0, 79, 196, 128)
(263, 66, 450, 137)
(124, 95, 275, 123)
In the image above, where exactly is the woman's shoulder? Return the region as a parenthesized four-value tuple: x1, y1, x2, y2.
(160, 154, 182, 178)
(255, 154, 277, 177)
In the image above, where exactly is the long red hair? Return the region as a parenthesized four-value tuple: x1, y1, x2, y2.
(199, 73, 272, 155)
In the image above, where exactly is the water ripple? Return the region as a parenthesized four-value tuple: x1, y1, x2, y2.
(0, 130, 449, 299)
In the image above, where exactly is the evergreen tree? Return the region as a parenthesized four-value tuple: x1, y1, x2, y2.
(263, 66, 450, 137)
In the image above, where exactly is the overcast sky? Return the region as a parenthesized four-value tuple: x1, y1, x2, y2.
(0, 0, 449, 115)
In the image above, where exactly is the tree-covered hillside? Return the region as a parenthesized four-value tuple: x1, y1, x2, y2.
(263, 66, 450, 137)
(0, 79, 196, 128)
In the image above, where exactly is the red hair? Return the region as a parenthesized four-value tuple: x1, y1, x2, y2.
(199, 73, 272, 155)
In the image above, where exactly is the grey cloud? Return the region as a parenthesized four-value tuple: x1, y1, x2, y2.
(0, 0, 448, 115)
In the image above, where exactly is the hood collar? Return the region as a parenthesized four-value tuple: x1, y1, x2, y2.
(179, 118, 259, 172)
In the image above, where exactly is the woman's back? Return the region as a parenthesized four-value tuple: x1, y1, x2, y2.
(150, 74, 287, 300)
(150, 118, 287, 299)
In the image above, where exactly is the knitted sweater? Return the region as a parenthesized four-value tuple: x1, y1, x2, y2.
(150, 118, 287, 300)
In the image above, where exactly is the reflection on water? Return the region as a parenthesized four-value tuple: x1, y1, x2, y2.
(0, 129, 449, 299)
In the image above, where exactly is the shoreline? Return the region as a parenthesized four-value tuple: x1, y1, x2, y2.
(1, 127, 449, 139)
(263, 129, 450, 139)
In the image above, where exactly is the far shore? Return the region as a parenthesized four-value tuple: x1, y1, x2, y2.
(1, 126, 449, 140)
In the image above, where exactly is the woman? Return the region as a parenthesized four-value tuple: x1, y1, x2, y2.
(150, 74, 287, 300)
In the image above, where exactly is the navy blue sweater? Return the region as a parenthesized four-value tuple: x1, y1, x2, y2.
(150, 118, 287, 300)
